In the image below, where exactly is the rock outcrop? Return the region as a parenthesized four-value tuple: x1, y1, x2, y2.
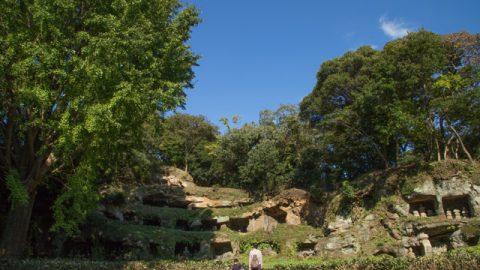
(78, 161, 480, 261)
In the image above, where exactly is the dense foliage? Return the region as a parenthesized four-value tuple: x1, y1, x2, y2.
(162, 32, 479, 197)
(300, 31, 480, 184)
(158, 31, 480, 197)
(0, 0, 199, 256)
(159, 113, 218, 185)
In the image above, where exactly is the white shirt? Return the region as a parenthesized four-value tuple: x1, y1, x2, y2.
(248, 248, 263, 268)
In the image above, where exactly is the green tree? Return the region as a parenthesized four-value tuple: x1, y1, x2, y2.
(0, 0, 199, 256)
(211, 105, 302, 197)
(159, 113, 218, 183)
(300, 30, 480, 188)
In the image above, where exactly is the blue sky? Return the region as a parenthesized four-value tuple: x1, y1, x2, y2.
(181, 0, 480, 130)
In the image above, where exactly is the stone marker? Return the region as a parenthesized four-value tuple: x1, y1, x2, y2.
(418, 233, 432, 256)
(453, 209, 462, 220)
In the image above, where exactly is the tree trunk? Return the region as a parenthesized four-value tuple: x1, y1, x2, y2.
(0, 192, 37, 257)
(443, 135, 455, 160)
(450, 126, 474, 163)
(434, 137, 441, 161)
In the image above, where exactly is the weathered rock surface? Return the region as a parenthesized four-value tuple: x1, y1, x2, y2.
(241, 188, 317, 231)
(316, 233, 360, 256)
(89, 162, 480, 261)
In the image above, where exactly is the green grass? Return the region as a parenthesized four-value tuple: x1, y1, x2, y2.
(88, 213, 214, 258)
(210, 202, 262, 217)
(184, 185, 250, 202)
(4, 246, 480, 269)
(220, 223, 323, 256)
(127, 204, 213, 222)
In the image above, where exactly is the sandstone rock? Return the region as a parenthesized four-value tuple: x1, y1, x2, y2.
(327, 216, 352, 235)
(215, 216, 230, 224)
(450, 230, 467, 249)
(374, 246, 408, 258)
(391, 205, 409, 217)
(414, 221, 460, 236)
(316, 234, 359, 256)
(247, 214, 278, 232)
(297, 250, 315, 258)
(211, 236, 236, 259)
(417, 233, 432, 256)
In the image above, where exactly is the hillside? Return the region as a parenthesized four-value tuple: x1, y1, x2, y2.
(41, 161, 479, 266)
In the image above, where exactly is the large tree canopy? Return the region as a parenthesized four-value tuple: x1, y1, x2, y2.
(0, 0, 199, 256)
(300, 30, 480, 185)
(159, 113, 218, 184)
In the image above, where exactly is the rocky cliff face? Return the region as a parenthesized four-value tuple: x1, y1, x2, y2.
(61, 161, 480, 261)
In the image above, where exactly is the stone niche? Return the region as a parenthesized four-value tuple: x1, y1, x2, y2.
(227, 217, 249, 232)
(174, 242, 200, 257)
(264, 206, 287, 223)
(429, 234, 450, 254)
(201, 219, 220, 231)
(442, 195, 473, 219)
(175, 219, 190, 231)
(408, 195, 437, 217)
(210, 241, 233, 257)
(143, 216, 162, 227)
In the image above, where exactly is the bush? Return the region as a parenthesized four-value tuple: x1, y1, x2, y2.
(340, 181, 355, 202)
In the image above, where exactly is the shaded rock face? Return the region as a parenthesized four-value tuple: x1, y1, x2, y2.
(407, 175, 480, 218)
(246, 214, 278, 232)
(210, 237, 234, 259)
(137, 167, 251, 209)
(84, 162, 480, 261)
(241, 188, 317, 232)
(316, 234, 360, 256)
(326, 216, 352, 235)
(227, 217, 249, 232)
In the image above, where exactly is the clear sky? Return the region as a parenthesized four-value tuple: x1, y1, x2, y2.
(181, 0, 480, 130)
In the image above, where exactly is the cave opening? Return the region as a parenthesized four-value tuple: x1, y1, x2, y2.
(123, 211, 138, 222)
(264, 207, 287, 223)
(227, 218, 249, 232)
(175, 219, 190, 230)
(143, 216, 163, 226)
(142, 195, 168, 207)
(409, 196, 437, 217)
(297, 242, 316, 251)
(201, 219, 219, 231)
(174, 242, 200, 257)
(442, 195, 473, 218)
(211, 241, 233, 256)
(149, 242, 159, 256)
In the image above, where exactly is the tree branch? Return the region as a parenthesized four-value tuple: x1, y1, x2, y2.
(450, 126, 474, 163)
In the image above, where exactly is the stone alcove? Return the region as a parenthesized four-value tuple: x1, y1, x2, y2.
(143, 216, 162, 226)
(210, 241, 233, 257)
(174, 242, 200, 257)
(408, 195, 438, 217)
(442, 195, 473, 218)
(297, 242, 316, 252)
(264, 206, 287, 223)
(175, 219, 190, 230)
(227, 217, 249, 232)
(201, 219, 220, 231)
